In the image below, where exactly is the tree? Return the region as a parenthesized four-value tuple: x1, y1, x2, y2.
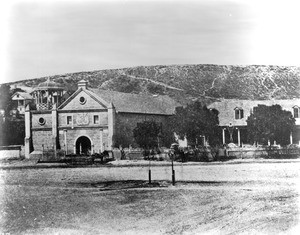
(246, 104, 295, 145)
(0, 84, 26, 146)
(146, 83, 165, 95)
(113, 124, 133, 148)
(0, 120, 25, 146)
(133, 121, 161, 149)
(159, 122, 176, 148)
(170, 101, 221, 146)
(0, 84, 13, 117)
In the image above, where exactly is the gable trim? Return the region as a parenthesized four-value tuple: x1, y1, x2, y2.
(84, 89, 111, 108)
(58, 109, 108, 113)
(58, 88, 110, 109)
(11, 92, 33, 100)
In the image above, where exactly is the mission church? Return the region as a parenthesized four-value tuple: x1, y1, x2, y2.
(24, 78, 300, 158)
(24, 79, 180, 158)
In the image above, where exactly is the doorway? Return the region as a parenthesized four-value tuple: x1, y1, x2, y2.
(75, 136, 91, 155)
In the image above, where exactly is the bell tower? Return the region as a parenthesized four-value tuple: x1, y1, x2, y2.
(32, 77, 65, 110)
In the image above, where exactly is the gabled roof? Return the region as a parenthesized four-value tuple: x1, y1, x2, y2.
(12, 92, 33, 100)
(57, 83, 180, 115)
(58, 88, 110, 109)
(90, 89, 180, 115)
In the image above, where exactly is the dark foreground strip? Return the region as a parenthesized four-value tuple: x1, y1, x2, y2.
(67, 180, 237, 191)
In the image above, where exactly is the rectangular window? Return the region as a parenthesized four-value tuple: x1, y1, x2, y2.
(235, 109, 244, 119)
(67, 116, 72, 125)
(294, 108, 299, 118)
(19, 100, 24, 106)
(94, 115, 99, 124)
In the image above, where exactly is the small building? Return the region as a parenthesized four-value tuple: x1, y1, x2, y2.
(208, 99, 300, 146)
(24, 79, 180, 158)
(11, 92, 33, 114)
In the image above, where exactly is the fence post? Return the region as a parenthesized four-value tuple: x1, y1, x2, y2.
(172, 158, 175, 186)
(148, 158, 151, 184)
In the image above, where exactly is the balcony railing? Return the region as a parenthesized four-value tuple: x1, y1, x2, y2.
(37, 103, 53, 110)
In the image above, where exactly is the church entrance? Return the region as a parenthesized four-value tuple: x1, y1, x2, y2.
(75, 136, 91, 155)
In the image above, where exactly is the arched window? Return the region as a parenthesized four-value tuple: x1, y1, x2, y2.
(234, 107, 244, 119)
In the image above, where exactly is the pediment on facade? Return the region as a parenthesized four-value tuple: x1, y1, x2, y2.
(58, 88, 109, 110)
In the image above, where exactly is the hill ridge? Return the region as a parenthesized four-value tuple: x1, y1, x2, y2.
(5, 64, 300, 104)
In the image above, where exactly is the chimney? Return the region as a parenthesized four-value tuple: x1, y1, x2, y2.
(78, 79, 88, 89)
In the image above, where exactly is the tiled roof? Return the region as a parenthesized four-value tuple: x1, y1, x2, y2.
(208, 99, 300, 126)
(90, 88, 180, 115)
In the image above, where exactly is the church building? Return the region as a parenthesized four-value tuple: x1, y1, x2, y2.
(24, 79, 180, 158)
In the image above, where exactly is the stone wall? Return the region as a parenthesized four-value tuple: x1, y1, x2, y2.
(31, 112, 52, 129)
(58, 127, 109, 154)
(58, 111, 108, 128)
(32, 130, 53, 151)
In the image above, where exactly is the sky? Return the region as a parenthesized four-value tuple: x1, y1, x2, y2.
(1, 0, 300, 83)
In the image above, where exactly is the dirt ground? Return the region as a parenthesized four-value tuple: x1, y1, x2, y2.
(0, 162, 300, 234)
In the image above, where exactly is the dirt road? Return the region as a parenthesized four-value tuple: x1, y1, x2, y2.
(0, 162, 300, 234)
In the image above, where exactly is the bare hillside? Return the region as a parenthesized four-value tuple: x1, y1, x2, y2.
(7, 64, 300, 104)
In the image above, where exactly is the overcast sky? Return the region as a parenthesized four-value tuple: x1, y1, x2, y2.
(1, 0, 300, 83)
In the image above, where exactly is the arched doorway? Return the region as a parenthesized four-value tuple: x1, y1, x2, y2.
(75, 136, 91, 155)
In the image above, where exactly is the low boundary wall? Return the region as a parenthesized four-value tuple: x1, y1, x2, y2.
(227, 147, 300, 159)
(0, 145, 22, 160)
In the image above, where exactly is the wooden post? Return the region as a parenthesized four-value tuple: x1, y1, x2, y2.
(172, 159, 175, 186)
(46, 90, 49, 108)
(149, 158, 151, 184)
(237, 128, 241, 147)
(222, 128, 225, 145)
(64, 129, 68, 155)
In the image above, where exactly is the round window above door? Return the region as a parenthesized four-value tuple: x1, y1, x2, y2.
(79, 96, 86, 105)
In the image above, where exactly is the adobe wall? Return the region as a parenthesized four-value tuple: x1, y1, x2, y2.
(292, 127, 300, 145)
(115, 113, 170, 147)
